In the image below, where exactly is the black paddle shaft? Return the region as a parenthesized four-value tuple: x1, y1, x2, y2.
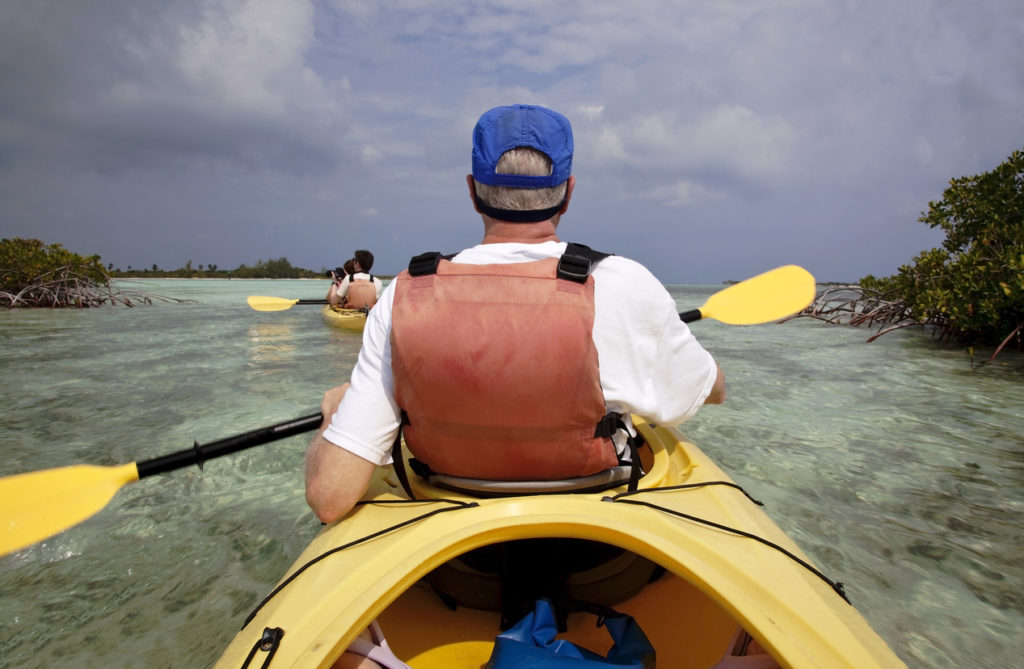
(135, 412, 323, 479)
(679, 309, 703, 323)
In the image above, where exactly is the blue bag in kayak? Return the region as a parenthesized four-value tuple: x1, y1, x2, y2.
(485, 599, 656, 668)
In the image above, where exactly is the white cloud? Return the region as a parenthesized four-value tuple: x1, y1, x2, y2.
(174, 0, 319, 114)
(585, 105, 799, 182)
(358, 140, 422, 164)
(575, 104, 605, 120)
(80, 0, 351, 174)
(644, 180, 720, 206)
(690, 105, 799, 179)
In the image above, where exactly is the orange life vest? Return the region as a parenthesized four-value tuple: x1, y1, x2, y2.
(390, 248, 620, 481)
(344, 275, 378, 309)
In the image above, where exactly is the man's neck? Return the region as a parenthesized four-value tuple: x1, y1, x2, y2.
(481, 218, 560, 245)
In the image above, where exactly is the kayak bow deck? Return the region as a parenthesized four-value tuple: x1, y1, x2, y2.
(216, 420, 905, 668)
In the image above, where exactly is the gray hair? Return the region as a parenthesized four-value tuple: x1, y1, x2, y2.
(474, 148, 568, 211)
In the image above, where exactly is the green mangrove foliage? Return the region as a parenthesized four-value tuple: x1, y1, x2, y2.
(794, 147, 1023, 359)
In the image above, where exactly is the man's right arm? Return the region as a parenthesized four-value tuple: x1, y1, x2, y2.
(593, 256, 724, 423)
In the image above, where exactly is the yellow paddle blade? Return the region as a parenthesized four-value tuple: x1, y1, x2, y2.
(247, 295, 301, 312)
(0, 462, 139, 557)
(700, 265, 816, 325)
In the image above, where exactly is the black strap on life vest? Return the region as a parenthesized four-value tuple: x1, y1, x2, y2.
(407, 251, 456, 277)
(556, 242, 611, 283)
(561, 245, 643, 491)
(391, 412, 416, 500)
(594, 412, 644, 492)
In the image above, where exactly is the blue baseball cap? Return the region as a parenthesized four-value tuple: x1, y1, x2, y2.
(472, 104, 573, 189)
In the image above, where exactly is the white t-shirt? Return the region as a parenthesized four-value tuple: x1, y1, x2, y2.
(337, 272, 384, 299)
(323, 241, 718, 465)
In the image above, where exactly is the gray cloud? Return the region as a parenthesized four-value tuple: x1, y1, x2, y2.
(1, 0, 1022, 282)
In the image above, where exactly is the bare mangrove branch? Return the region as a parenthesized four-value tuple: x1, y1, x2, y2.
(1, 266, 193, 309)
(784, 284, 1021, 363)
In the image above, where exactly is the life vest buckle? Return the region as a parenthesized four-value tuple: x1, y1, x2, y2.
(408, 252, 444, 277)
(556, 253, 592, 283)
(594, 412, 623, 438)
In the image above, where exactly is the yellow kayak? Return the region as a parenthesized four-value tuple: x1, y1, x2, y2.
(320, 305, 367, 332)
(215, 419, 906, 668)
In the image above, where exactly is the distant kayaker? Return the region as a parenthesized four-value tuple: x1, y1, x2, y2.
(306, 104, 725, 524)
(327, 249, 383, 309)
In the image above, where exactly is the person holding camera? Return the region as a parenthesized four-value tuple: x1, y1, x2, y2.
(325, 258, 355, 303)
(327, 250, 383, 309)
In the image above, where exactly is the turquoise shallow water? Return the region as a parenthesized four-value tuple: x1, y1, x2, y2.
(1, 278, 1021, 668)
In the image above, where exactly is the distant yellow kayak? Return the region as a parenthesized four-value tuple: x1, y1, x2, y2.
(320, 305, 367, 332)
(214, 418, 905, 668)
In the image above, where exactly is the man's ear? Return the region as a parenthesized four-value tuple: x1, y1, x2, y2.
(466, 175, 482, 213)
(560, 176, 575, 214)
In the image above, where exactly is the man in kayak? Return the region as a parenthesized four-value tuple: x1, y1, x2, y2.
(327, 249, 383, 309)
(306, 104, 725, 524)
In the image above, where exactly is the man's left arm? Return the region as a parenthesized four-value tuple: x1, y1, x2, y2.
(704, 363, 726, 404)
(305, 384, 377, 524)
(306, 432, 376, 524)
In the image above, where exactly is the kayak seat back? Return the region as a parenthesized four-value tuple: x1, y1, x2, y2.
(426, 537, 664, 630)
(418, 464, 635, 497)
(403, 419, 667, 501)
(403, 429, 652, 499)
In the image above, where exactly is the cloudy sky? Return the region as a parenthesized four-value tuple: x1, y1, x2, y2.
(1, 0, 1021, 283)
